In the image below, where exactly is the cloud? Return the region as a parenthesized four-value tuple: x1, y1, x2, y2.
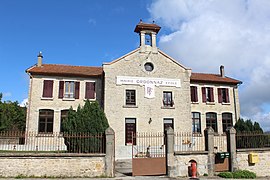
(148, 0, 270, 131)
(19, 98, 28, 107)
(3, 92, 12, 98)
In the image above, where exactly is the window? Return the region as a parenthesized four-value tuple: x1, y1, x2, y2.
(222, 113, 233, 132)
(60, 110, 69, 132)
(85, 82, 95, 99)
(126, 90, 136, 106)
(206, 112, 217, 132)
(125, 118, 136, 145)
(202, 87, 214, 103)
(58, 81, 80, 99)
(144, 62, 154, 72)
(42, 80, 53, 98)
(192, 112, 201, 133)
(163, 118, 174, 132)
(190, 86, 198, 102)
(163, 91, 173, 107)
(38, 109, 54, 133)
(218, 88, 230, 103)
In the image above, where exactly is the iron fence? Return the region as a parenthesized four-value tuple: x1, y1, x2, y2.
(132, 132, 166, 158)
(213, 134, 227, 152)
(236, 132, 270, 149)
(0, 131, 105, 154)
(174, 132, 205, 152)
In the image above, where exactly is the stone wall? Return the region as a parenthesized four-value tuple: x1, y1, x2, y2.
(237, 149, 270, 177)
(0, 153, 106, 178)
(174, 152, 208, 177)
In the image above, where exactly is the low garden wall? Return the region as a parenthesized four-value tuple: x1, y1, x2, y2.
(237, 149, 270, 177)
(0, 153, 106, 178)
(174, 152, 208, 177)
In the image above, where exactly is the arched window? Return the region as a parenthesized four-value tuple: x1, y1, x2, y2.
(206, 112, 217, 132)
(222, 113, 233, 132)
(38, 109, 54, 133)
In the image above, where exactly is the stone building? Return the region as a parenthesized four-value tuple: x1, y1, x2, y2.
(25, 21, 241, 159)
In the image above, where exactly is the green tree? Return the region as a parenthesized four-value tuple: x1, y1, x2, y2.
(62, 100, 109, 153)
(0, 96, 26, 131)
(234, 118, 263, 133)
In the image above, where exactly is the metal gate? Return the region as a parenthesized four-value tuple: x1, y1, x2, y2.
(132, 132, 166, 176)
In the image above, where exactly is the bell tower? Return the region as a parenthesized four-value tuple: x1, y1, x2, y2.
(134, 20, 161, 53)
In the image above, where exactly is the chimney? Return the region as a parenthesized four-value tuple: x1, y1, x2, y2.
(220, 65, 225, 78)
(37, 51, 43, 67)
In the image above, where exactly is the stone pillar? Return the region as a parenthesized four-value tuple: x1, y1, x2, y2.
(166, 127, 175, 177)
(226, 127, 237, 172)
(151, 32, 158, 53)
(140, 31, 146, 53)
(204, 127, 215, 176)
(105, 127, 115, 177)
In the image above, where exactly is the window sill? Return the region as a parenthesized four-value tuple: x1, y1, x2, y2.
(123, 105, 138, 108)
(125, 143, 133, 146)
(222, 102, 231, 105)
(161, 106, 175, 109)
(84, 98, 96, 101)
(206, 102, 215, 105)
(191, 102, 199, 104)
(40, 97, 53, 100)
(62, 98, 75, 101)
(36, 133, 54, 137)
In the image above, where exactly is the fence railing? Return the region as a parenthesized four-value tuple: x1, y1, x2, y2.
(236, 132, 270, 149)
(213, 134, 227, 152)
(132, 132, 166, 158)
(0, 131, 105, 154)
(174, 132, 205, 152)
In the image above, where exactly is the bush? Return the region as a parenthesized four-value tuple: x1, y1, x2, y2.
(218, 170, 256, 179)
(233, 170, 256, 179)
(218, 172, 233, 178)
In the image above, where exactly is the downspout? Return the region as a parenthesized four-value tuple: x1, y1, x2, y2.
(233, 86, 237, 124)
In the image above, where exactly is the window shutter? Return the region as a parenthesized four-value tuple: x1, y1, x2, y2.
(226, 88, 230, 103)
(75, 82, 80, 99)
(58, 81, 64, 99)
(85, 82, 95, 99)
(42, 80, 53, 98)
(194, 86, 198, 102)
(190, 87, 194, 102)
(218, 88, 222, 103)
(210, 87, 214, 102)
(202, 87, 206, 103)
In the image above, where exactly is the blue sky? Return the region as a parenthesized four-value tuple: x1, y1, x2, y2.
(1, 0, 270, 130)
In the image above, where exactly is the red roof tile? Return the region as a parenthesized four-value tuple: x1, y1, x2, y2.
(191, 73, 241, 85)
(26, 64, 103, 77)
(134, 22, 161, 33)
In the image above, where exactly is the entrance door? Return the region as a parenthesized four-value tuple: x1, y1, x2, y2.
(163, 118, 174, 132)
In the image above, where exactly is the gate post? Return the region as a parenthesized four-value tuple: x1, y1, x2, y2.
(204, 127, 215, 176)
(226, 127, 238, 172)
(166, 127, 175, 177)
(105, 127, 115, 177)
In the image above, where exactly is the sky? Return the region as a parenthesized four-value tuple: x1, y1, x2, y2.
(1, 0, 270, 131)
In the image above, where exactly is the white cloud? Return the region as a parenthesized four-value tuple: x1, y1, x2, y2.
(3, 92, 12, 98)
(19, 98, 28, 107)
(149, 0, 270, 131)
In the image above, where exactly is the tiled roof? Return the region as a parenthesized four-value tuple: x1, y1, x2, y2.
(191, 73, 241, 85)
(134, 22, 161, 33)
(26, 64, 103, 77)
